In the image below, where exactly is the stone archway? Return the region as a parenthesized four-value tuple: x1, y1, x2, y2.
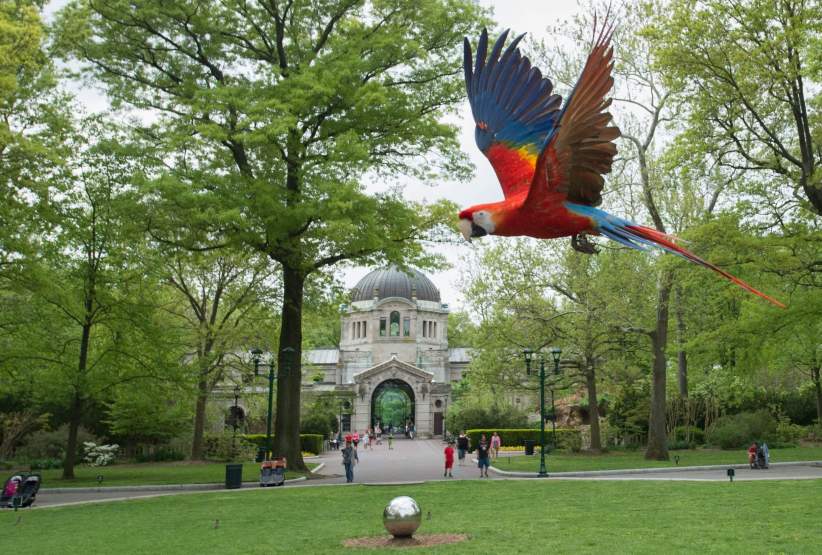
(371, 379, 415, 434)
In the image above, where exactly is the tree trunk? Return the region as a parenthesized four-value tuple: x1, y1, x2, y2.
(191, 377, 209, 460)
(585, 361, 602, 452)
(273, 265, 306, 471)
(645, 270, 672, 461)
(63, 315, 93, 479)
(62, 393, 83, 479)
(676, 287, 688, 399)
(812, 366, 822, 424)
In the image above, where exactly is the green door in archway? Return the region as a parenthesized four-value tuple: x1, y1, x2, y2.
(371, 379, 415, 432)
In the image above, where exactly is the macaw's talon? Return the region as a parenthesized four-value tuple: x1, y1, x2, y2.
(571, 233, 599, 255)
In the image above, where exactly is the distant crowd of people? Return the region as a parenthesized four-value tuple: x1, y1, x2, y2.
(334, 421, 417, 482)
(335, 426, 508, 483)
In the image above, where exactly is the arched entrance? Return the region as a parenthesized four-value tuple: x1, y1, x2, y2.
(371, 379, 415, 434)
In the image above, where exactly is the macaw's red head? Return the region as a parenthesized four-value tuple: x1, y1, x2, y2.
(458, 205, 499, 241)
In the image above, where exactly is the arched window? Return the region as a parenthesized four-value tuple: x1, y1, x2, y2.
(390, 311, 400, 336)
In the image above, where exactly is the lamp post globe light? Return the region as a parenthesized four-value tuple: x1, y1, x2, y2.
(523, 347, 562, 477)
(250, 347, 277, 461)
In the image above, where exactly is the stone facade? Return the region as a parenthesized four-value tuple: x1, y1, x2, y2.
(302, 267, 470, 438)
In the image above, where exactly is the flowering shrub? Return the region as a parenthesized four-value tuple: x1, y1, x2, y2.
(83, 442, 119, 466)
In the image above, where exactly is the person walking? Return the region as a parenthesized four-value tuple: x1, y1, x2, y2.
(444, 441, 455, 478)
(388, 432, 394, 450)
(490, 432, 502, 459)
(476, 435, 491, 478)
(341, 439, 358, 483)
(457, 431, 469, 466)
(375, 424, 382, 445)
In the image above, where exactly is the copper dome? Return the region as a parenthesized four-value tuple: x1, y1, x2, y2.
(351, 266, 440, 303)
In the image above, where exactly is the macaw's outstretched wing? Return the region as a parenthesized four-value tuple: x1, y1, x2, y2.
(528, 21, 620, 207)
(465, 29, 562, 199)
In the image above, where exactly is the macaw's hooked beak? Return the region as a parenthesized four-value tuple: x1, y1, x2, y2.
(458, 218, 488, 242)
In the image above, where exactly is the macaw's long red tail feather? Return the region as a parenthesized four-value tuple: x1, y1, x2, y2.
(624, 225, 784, 308)
(602, 222, 786, 308)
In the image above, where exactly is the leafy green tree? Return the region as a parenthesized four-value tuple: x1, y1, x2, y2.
(55, 0, 487, 469)
(647, 0, 822, 215)
(446, 311, 477, 347)
(1, 0, 69, 274)
(161, 250, 280, 460)
(5, 119, 176, 478)
(106, 382, 193, 448)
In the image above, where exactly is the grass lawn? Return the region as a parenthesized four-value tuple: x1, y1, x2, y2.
(492, 446, 822, 473)
(28, 461, 317, 488)
(3, 479, 822, 553)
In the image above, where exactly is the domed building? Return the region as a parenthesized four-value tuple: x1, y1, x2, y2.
(303, 266, 471, 438)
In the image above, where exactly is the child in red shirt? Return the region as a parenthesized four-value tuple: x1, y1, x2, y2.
(444, 441, 455, 478)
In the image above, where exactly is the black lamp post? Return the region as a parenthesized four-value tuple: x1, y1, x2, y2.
(549, 347, 562, 449)
(442, 397, 448, 442)
(231, 384, 241, 457)
(523, 347, 562, 477)
(250, 347, 276, 461)
(339, 399, 350, 435)
(522, 349, 546, 476)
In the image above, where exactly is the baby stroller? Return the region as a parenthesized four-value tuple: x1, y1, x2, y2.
(1, 473, 41, 508)
(754, 446, 768, 469)
(260, 457, 286, 487)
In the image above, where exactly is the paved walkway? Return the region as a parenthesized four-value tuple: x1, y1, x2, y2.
(33, 439, 478, 508)
(310, 437, 486, 484)
(27, 441, 822, 508)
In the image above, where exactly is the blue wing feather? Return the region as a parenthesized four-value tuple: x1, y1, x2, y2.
(464, 29, 562, 154)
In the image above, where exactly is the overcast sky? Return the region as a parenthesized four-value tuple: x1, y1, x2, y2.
(44, 0, 587, 311)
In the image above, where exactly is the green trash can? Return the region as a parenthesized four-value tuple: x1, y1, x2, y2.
(225, 463, 243, 489)
(524, 440, 535, 456)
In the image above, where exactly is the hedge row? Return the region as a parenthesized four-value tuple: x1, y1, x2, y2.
(241, 434, 324, 455)
(465, 428, 580, 451)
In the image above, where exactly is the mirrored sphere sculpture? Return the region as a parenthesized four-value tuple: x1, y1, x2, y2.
(383, 496, 421, 538)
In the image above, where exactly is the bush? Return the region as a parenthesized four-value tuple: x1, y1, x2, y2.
(29, 458, 63, 470)
(672, 426, 705, 445)
(134, 447, 186, 463)
(241, 434, 324, 456)
(300, 411, 337, 437)
(15, 425, 98, 462)
(447, 403, 529, 434)
(667, 439, 695, 450)
(775, 416, 805, 444)
(83, 442, 119, 467)
(806, 423, 822, 442)
(706, 410, 777, 449)
(203, 433, 257, 461)
(465, 428, 581, 452)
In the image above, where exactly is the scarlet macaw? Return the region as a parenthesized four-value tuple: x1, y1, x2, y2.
(458, 25, 784, 308)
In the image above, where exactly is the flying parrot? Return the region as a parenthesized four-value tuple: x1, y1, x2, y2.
(458, 23, 785, 308)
